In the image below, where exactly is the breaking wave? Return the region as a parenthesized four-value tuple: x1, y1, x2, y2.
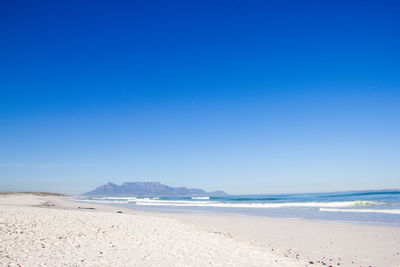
(130, 200, 383, 208)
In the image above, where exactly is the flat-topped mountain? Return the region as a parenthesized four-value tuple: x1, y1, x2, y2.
(84, 182, 228, 197)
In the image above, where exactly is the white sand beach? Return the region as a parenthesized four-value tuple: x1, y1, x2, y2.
(0, 194, 298, 266)
(1, 194, 400, 266)
(168, 212, 400, 267)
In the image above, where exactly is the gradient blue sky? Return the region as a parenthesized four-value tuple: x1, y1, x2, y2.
(1, 0, 399, 194)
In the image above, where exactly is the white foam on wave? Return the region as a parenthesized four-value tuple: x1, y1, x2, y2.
(132, 200, 383, 208)
(192, 197, 210, 200)
(77, 199, 129, 204)
(96, 197, 136, 200)
(80, 197, 138, 204)
(320, 208, 400, 215)
(131, 199, 213, 204)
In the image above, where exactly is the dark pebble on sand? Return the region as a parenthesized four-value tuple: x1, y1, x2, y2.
(309, 261, 314, 264)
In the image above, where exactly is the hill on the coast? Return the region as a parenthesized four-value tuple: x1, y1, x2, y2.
(84, 182, 228, 197)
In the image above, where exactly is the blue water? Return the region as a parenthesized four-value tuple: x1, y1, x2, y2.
(78, 190, 400, 226)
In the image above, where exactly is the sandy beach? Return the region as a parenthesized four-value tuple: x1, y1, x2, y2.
(0, 194, 298, 266)
(1, 194, 400, 266)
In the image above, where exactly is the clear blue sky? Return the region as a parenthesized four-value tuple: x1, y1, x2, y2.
(1, 0, 399, 195)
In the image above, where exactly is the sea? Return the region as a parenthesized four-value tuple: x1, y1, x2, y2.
(76, 190, 400, 226)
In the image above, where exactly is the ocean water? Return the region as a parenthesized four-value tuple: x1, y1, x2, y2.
(77, 190, 400, 226)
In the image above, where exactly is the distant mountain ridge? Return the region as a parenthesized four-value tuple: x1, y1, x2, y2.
(84, 182, 228, 197)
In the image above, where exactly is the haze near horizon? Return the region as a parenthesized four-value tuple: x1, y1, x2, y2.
(0, 0, 399, 195)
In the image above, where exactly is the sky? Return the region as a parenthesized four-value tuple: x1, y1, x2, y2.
(0, 0, 399, 195)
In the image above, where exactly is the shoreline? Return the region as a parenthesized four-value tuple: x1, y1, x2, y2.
(69, 196, 400, 266)
(98, 203, 400, 228)
(76, 190, 400, 228)
(1, 194, 400, 266)
(0, 193, 299, 266)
